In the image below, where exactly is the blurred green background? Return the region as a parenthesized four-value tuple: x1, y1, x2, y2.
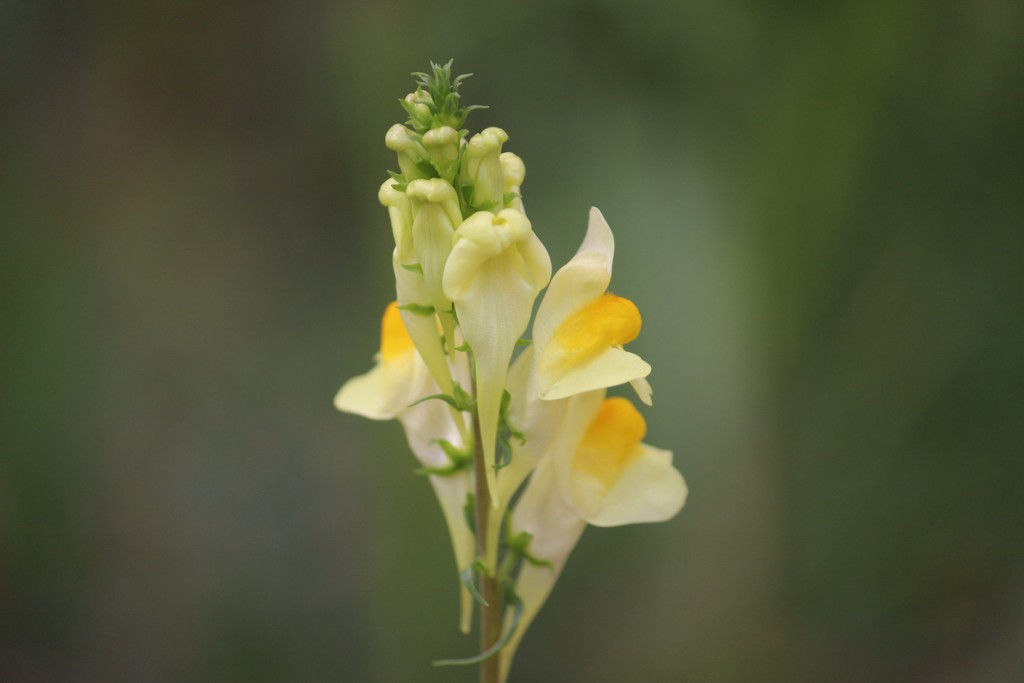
(2, 1, 1023, 681)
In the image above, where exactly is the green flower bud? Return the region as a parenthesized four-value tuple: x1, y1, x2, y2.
(500, 152, 526, 211)
(379, 179, 413, 260)
(402, 91, 433, 130)
(423, 126, 461, 182)
(460, 127, 508, 212)
(385, 124, 430, 180)
(407, 178, 462, 347)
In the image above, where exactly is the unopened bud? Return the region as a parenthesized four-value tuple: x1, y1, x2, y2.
(500, 152, 526, 211)
(385, 124, 429, 180)
(460, 127, 508, 212)
(404, 91, 431, 121)
(407, 179, 462, 336)
(423, 126, 461, 182)
(379, 179, 413, 259)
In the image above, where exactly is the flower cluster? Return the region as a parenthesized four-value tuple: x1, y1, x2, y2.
(335, 61, 687, 681)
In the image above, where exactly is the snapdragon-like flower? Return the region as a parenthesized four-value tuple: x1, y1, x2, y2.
(499, 391, 687, 680)
(531, 207, 653, 405)
(443, 208, 551, 501)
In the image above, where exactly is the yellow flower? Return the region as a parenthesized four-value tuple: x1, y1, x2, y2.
(555, 395, 686, 526)
(443, 208, 551, 501)
(499, 390, 687, 681)
(530, 207, 653, 405)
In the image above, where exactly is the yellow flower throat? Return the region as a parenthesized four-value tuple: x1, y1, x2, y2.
(573, 397, 646, 486)
(379, 302, 415, 362)
(551, 294, 642, 369)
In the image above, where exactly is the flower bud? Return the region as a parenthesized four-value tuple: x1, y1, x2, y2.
(403, 91, 431, 121)
(460, 127, 508, 212)
(385, 124, 429, 180)
(379, 179, 413, 260)
(407, 178, 462, 348)
(500, 152, 526, 211)
(422, 126, 461, 182)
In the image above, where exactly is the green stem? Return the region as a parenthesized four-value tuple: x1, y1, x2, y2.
(472, 405, 502, 683)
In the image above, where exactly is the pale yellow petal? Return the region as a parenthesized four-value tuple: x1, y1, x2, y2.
(582, 444, 687, 527)
(538, 346, 651, 402)
(532, 207, 614, 352)
(333, 351, 427, 420)
(551, 391, 607, 507)
(393, 255, 453, 394)
(630, 375, 653, 406)
(556, 397, 685, 525)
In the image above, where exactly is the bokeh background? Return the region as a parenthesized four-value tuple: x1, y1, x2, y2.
(3, 1, 1023, 681)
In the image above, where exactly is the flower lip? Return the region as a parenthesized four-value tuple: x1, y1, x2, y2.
(333, 301, 430, 421)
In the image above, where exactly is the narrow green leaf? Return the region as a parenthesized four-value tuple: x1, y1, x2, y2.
(397, 303, 435, 315)
(433, 588, 524, 667)
(414, 462, 465, 477)
(407, 392, 460, 410)
(408, 383, 475, 412)
(459, 560, 489, 606)
(447, 381, 475, 409)
(437, 438, 472, 466)
(499, 389, 512, 415)
(507, 531, 555, 570)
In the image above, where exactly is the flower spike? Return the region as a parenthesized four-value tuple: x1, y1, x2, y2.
(335, 64, 688, 682)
